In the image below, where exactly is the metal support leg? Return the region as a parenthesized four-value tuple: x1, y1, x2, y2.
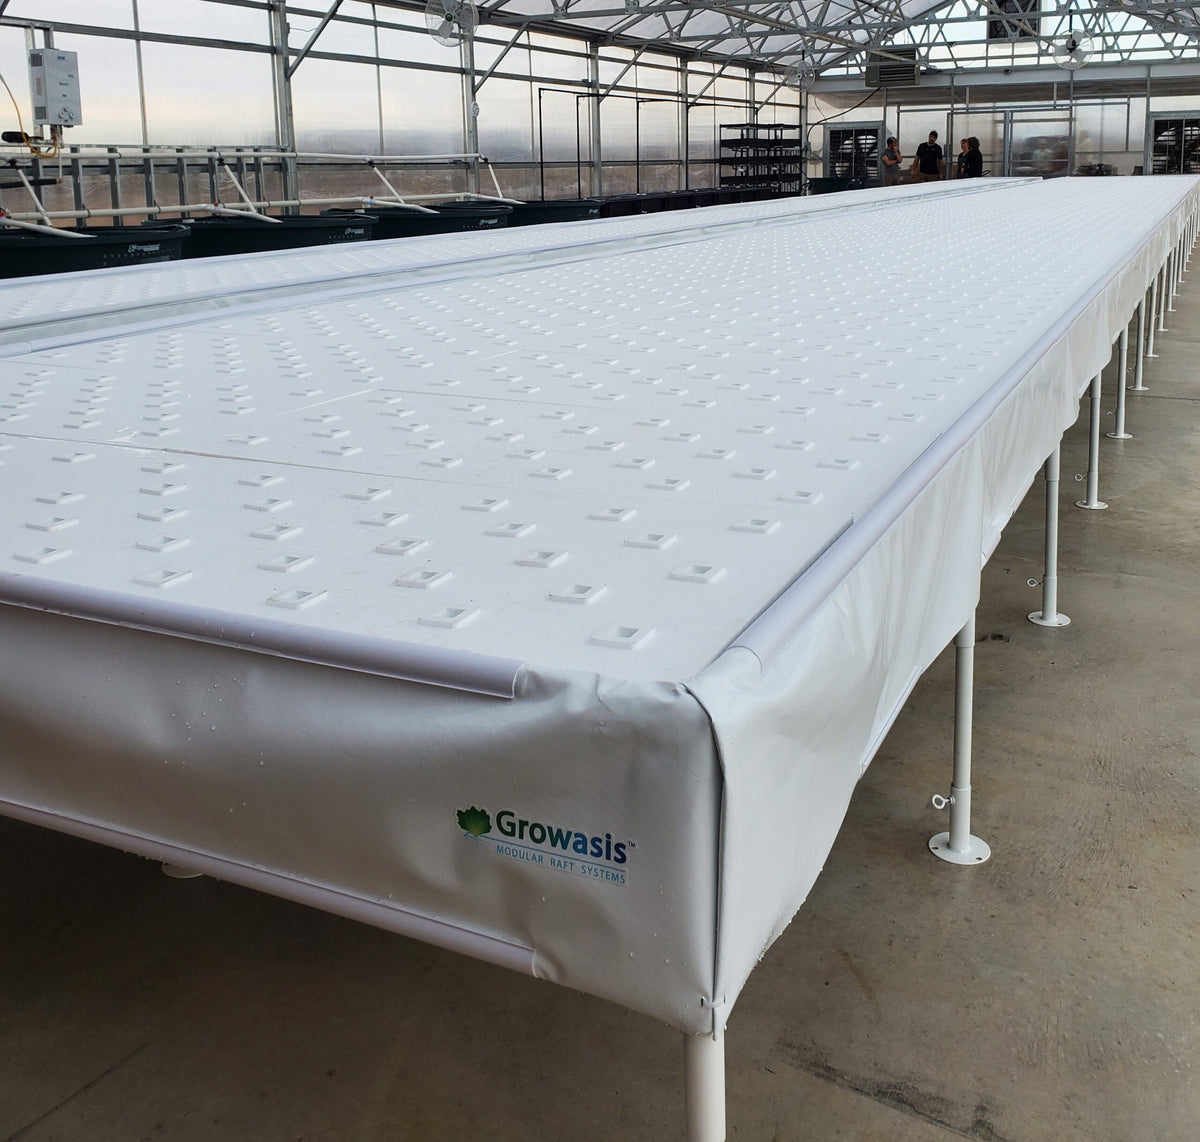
(1158, 264, 1169, 330)
(1029, 443, 1070, 628)
(930, 611, 991, 865)
(1147, 277, 1160, 357)
(1131, 297, 1148, 392)
(1107, 325, 1132, 440)
(1169, 248, 1178, 310)
(1076, 373, 1107, 510)
(685, 1030, 725, 1142)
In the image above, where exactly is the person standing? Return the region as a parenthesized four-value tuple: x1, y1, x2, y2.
(963, 137, 984, 178)
(914, 130, 945, 182)
(954, 138, 969, 179)
(880, 136, 903, 186)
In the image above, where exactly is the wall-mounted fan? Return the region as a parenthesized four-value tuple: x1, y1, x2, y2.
(426, 0, 478, 47)
(1052, 31, 1093, 70)
(783, 52, 816, 91)
(783, 63, 817, 91)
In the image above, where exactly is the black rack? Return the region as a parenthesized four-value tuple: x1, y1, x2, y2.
(719, 122, 804, 195)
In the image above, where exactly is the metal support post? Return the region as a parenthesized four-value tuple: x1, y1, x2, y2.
(1076, 373, 1107, 510)
(1131, 296, 1148, 392)
(1158, 262, 1169, 330)
(1107, 325, 1132, 439)
(930, 611, 991, 865)
(1147, 276, 1160, 357)
(1168, 248, 1178, 310)
(1029, 443, 1070, 628)
(685, 1030, 725, 1142)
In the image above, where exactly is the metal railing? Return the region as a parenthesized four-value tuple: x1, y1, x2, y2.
(0, 146, 518, 231)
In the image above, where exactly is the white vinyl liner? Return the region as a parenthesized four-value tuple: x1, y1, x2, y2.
(1, 176, 1197, 1037)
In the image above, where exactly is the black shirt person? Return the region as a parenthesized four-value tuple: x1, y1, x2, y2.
(955, 138, 969, 179)
(963, 137, 984, 178)
(915, 131, 945, 182)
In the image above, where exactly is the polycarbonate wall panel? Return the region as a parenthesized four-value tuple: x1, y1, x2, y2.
(477, 78, 535, 162)
(380, 65, 462, 156)
(140, 42, 276, 146)
(1, 0, 134, 27)
(688, 101, 717, 161)
(136, 0, 267, 43)
(286, 1, 376, 55)
(638, 99, 680, 163)
(600, 95, 637, 162)
(51, 32, 144, 145)
(537, 88, 587, 164)
(377, 23, 453, 69)
(529, 33, 590, 83)
(292, 58, 382, 153)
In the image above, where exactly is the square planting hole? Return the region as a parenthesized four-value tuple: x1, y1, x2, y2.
(376, 537, 428, 556)
(516, 549, 567, 569)
(589, 507, 636, 523)
(251, 524, 302, 541)
(464, 498, 508, 513)
(133, 568, 192, 589)
(135, 535, 189, 553)
(590, 624, 652, 650)
(360, 510, 409, 527)
(731, 518, 780, 535)
(396, 569, 451, 589)
(670, 563, 725, 584)
(548, 583, 606, 605)
(266, 588, 327, 610)
(418, 606, 480, 630)
(624, 532, 676, 550)
(258, 554, 314, 573)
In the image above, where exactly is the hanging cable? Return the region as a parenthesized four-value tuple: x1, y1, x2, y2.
(0, 68, 59, 159)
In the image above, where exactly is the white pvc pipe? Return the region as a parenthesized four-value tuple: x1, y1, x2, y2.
(929, 609, 991, 864)
(487, 162, 506, 199)
(203, 203, 282, 223)
(1029, 444, 1070, 628)
(218, 160, 279, 220)
(1076, 373, 1107, 510)
(948, 613, 976, 853)
(685, 1030, 725, 1142)
(295, 150, 481, 163)
(13, 165, 52, 226)
(0, 214, 92, 238)
(1108, 325, 1131, 439)
(1131, 296, 1148, 391)
(1147, 276, 1159, 357)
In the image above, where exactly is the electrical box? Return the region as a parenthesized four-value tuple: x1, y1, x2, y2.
(29, 49, 82, 127)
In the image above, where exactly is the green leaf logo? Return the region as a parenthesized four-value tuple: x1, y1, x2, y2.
(457, 806, 491, 837)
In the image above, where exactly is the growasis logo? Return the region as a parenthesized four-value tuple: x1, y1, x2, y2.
(457, 806, 492, 837)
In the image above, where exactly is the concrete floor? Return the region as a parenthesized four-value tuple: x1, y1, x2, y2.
(2, 267, 1197, 1142)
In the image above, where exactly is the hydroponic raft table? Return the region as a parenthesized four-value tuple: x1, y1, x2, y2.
(1, 176, 1196, 1140)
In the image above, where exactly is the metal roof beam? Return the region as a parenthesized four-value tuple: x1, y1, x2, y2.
(285, 0, 345, 79)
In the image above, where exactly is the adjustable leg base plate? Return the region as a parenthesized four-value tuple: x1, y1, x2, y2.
(929, 832, 991, 865)
(1075, 499, 1108, 510)
(1105, 432, 1132, 440)
(1028, 610, 1071, 627)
